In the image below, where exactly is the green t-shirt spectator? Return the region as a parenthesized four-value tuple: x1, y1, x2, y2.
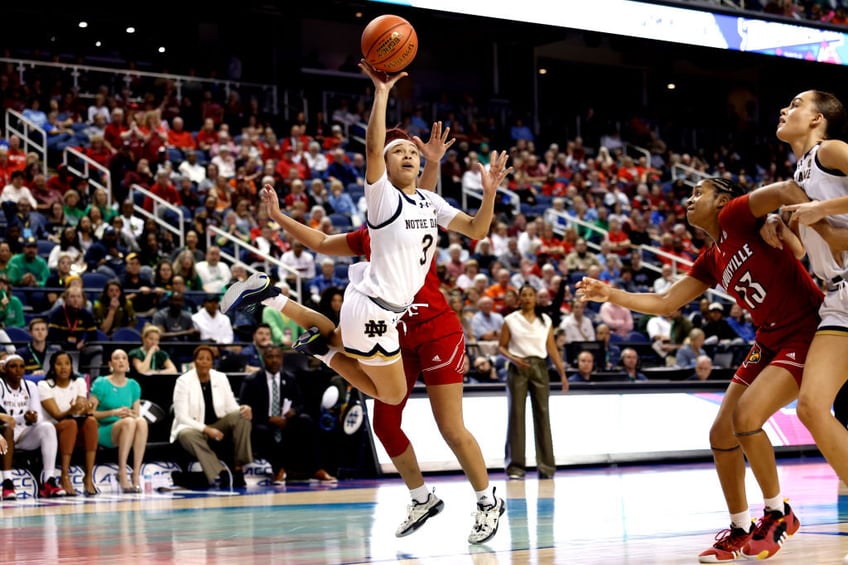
(0, 293, 25, 328)
(128, 346, 172, 374)
(7, 253, 50, 287)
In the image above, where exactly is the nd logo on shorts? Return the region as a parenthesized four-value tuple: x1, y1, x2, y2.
(364, 319, 388, 337)
(743, 344, 762, 367)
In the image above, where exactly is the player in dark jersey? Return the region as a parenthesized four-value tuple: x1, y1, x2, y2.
(577, 177, 822, 562)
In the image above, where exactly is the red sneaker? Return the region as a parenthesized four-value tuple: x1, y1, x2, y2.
(2, 478, 16, 500)
(741, 501, 800, 560)
(38, 477, 67, 498)
(698, 523, 753, 562)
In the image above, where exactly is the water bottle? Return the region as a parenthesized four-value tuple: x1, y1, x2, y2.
(143, 473, 153, 495)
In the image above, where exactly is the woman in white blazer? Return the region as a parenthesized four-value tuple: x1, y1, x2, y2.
(170, 344, 253, 489)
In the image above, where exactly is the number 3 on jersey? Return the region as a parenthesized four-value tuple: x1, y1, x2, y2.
(420, 234, 434, 265)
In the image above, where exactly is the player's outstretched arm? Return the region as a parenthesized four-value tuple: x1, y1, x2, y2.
(576, 275, 708, 316)
(260, 184, 354, 257)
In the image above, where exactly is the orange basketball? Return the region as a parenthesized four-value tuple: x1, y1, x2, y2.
(361, 14, 418, 73)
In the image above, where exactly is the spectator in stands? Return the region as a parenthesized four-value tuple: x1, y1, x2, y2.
(178, 149, 207, 187)
(0, 241, 10, 279)
(192, 293, 234, 346)
(170, 230, 206, 263)
(484, 268, 517, 314)
(308, 258, 346, 306)
(620, 347, 648, 382)
(689, 354, 715, 382)
(37, 351, 99, 496)
(280, 240, 316, 288)
(30, 172, 64, 216)
(562, 238, 599, 275)
(455, 259, 481, 291)
(0, 276, 24, 329)
(0, 353, 66, 499)
(153, 259, 175, 293)
(676, 328, 708, 369)
(118, 200, 144, 240)
(92, 279, 137, 336)
(567, 350, 596, 382)
(652, 263, 676, 294)
(239, 323, 274, 374)
(498, 284, 566, 480)
(240, 343, 336, 484)
(47, 226, 83, 271)
(704, 302, 742, 345)
(90, 349, 147, 493)
(121, 252, 159, 316)
(472, 237, 498, 274)
(152, 290, 198, 342)
(326, 178, 361, 227)
(8, 237, 49, 287)
(17, 318, 52, 377)
(598, 284, 634, 338)
(173, 249, 205, 291)
(467, 354, 501, 384)
(128, 323, 178, 375)
(196, 245, 232, 294)
(84, 225, 128, 278)
(560, 299, 595, 344)
(471, 296, 504, 347)
(10, 198, 50, 241)
(726, 303, 756, 343)
(1, 170, 37, 209)
(47, 285, 103, 378)
(64, 187, 88, 227)
(170, 344, 252, 489)
(595, 323, 621, 370)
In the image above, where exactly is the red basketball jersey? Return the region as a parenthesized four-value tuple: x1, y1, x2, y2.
(687, 194, 823, 350)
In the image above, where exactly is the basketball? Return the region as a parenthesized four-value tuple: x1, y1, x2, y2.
(361, 14, 418, 73)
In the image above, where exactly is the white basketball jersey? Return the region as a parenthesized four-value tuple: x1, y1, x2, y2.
(794, 143, 848, 281)
(353, 173, 459, 307)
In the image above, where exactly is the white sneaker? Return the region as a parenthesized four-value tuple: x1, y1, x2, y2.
(395, 491, 444, 537)
(468, 487, 505, 544)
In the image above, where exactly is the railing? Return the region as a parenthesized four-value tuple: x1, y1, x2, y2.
(128, 184, 185, 250)
(462, 183, 521, 217)
(671, 163, 711, 188)
(4, 108, 47, 168)
(622, 142, 651, 166)
(62, 147, 112, 207)
(207, 225, 304, 301)
(1, 57, 281, 116)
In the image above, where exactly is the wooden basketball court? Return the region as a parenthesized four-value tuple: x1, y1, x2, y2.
(1, 457, 847, 564)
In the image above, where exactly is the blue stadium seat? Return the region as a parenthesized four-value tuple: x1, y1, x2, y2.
(81, 272, 111, 290)
(37, 239, 55, 258)
(112, 327, 143, 343)
(334, 263, 349, 281)
(4, 326, 31, 344)
(329, 213, 353, 230)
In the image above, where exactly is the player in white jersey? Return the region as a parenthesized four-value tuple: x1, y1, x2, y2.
(760, 93, 848, 560)
(222, 62, 512, 407)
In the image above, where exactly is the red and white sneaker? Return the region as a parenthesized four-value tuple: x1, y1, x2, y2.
(698, 523, 753, 562)
(38, 477, 67, 498)
(2, 478, 17, 500)
(740, 501, 800, 560)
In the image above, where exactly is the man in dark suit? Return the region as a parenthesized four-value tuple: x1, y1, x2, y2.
(238, 344, 336, 484)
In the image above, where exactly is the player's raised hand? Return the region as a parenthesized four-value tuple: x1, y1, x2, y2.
(414, 121, 455, 163)
(479, 150, 513, 198)
(261, 184, 282, 217)
(575, 277, 611, 303)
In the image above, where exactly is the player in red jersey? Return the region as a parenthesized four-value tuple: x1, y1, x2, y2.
(252, 122, 505, 545)
(577, 177, 823, 562)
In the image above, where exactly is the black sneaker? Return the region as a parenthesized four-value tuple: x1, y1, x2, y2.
(218, 469, 232, 491)
(2, 478, 16, 500)
(232, 470, 246, 489)
(220, 272, 280, 314)
(293, 326, 330, 357)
